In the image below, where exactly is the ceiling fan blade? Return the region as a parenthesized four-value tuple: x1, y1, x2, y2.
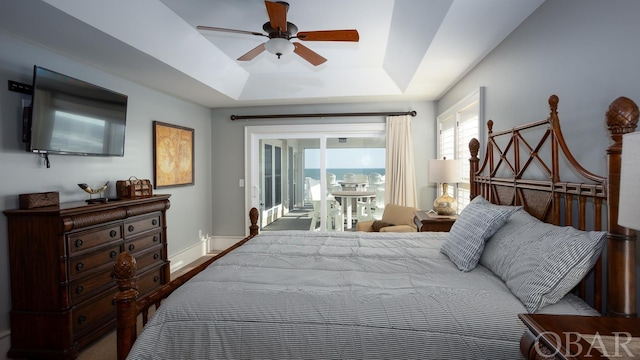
(293, 43, 327, 66)
(237, 43, 266, 61)
(265, 1, 287, 33)
(297, 30, 360, 42)
(197, 25, 266, 38)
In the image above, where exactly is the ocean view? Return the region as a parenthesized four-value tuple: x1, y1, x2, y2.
(304, 168, 385, 181)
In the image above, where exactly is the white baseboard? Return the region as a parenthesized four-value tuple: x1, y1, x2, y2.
(209, 235, 245, 252)
(168, 237, 209, 273)
(169, 235, 244, 273)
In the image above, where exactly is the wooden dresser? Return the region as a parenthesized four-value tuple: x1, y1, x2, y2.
(4, 195, 171, 359)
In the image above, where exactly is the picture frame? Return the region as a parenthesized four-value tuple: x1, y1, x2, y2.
(153, 121, 194, 188)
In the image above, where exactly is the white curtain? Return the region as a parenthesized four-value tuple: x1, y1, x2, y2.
(385, 115, 418, 207)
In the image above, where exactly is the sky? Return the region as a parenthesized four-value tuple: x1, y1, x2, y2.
(305, 148, 385, 169)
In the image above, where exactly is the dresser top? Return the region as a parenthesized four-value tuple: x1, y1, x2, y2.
(4, 194, 171, 216)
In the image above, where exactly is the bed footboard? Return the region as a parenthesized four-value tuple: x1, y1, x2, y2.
(113, 207, 259, 360)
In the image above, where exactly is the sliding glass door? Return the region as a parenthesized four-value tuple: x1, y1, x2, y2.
(258, 138, 317, 228)
(261, 141, 284, 224)
(324, 137, 386, 228)
(245, 123, 386, 233)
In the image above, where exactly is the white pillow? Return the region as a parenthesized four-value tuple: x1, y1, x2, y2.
(440, 196, 521, 271)
(480, 209, 606, 312)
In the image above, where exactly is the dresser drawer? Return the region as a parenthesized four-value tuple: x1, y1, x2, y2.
(72, 289, 117, 338)
(125, 214, 161, 237)
(69, 265, 116, 304)
(137, 266, 166, 297)
(68, 225, 122, 256)
(125, 231, 162, 255)
(69, 244, 121, 279)
(134, 246, 165, 273)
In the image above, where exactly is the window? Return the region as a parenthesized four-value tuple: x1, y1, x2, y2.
(437, 88, 483, 212)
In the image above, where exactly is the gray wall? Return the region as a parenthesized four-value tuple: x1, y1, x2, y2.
(439, 0, 640, 179)
(211, 101, 437, 235)
(439, 0, 640, 311)
(0, 31, 214, 356)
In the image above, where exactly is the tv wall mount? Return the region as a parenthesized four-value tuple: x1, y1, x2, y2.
(8, 80, 33, 95)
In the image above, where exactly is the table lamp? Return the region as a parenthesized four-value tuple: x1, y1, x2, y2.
(428, 158, 463, 215)
(618, 131, 640, 230)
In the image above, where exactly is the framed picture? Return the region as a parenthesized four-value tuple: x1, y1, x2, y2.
(153, 121, 194, 188)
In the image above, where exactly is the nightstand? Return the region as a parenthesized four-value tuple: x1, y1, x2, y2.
(519, 313, 640, 360)
(413, 211, 457, 232)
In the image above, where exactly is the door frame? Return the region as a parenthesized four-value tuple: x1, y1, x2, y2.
(244, 123, 386, 233)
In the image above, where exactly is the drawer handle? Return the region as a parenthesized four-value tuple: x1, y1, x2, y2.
(153, 253, 160, 260)
(75, 239, 84, 248)
(154, 276, 160, 283)
(110, 250, 117, 258)
(76, 262, 84, 271)
(152, 219, 158, 226)
(153, 236, 159, 242)
(128, 225, 135, 232)
(110, 230, 117, 238)
(129, 244, 135, 251)
(76, 285, 84, 294)
(78, 315, 87, 324)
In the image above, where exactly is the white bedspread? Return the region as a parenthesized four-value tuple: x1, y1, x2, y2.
(127, 231, 598, 359)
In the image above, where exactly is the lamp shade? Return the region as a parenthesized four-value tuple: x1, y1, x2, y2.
(265, 38, 294, 58)
(428, 159, 462, 215)
(428, 159, 463, 184)
(618, 131, 640, 230)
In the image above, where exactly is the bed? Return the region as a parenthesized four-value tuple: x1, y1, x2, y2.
(113, 95, 639, 359)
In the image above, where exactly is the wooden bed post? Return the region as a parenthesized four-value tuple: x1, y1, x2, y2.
(113, 207, 260, 359)
(249, 207, 259, 236)
(469, 138, 480, 200)
(113, 252, 139, 360)
(605, 96, 639, 318)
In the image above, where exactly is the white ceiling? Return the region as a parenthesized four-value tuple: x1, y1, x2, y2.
(0, 0, 544, 108)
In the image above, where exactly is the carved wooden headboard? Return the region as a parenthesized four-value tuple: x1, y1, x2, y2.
(469, 95, 639, 317)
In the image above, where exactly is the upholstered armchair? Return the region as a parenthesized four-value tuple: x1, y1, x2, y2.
(356, 204, 418, 232)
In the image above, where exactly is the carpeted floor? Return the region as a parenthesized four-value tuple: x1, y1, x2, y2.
(78, 330, 116, 360)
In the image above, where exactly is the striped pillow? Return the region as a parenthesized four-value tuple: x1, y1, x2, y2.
(480, 209, 606, 312)
(440, 196, 521, 271)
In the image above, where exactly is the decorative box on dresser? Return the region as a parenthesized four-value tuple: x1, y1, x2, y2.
(4, 194, 171, 359)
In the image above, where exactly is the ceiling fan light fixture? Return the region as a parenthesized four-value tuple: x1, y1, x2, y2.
(265, 38, 294, 59)
(197, 1, 359, 66)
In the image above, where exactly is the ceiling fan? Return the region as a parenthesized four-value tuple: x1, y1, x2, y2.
(196, 1, 359, 66)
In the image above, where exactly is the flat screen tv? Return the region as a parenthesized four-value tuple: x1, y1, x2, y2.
(26, 65, 127, 156)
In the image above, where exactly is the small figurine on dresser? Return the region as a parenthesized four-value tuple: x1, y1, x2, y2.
(78, 181, 109, 203)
